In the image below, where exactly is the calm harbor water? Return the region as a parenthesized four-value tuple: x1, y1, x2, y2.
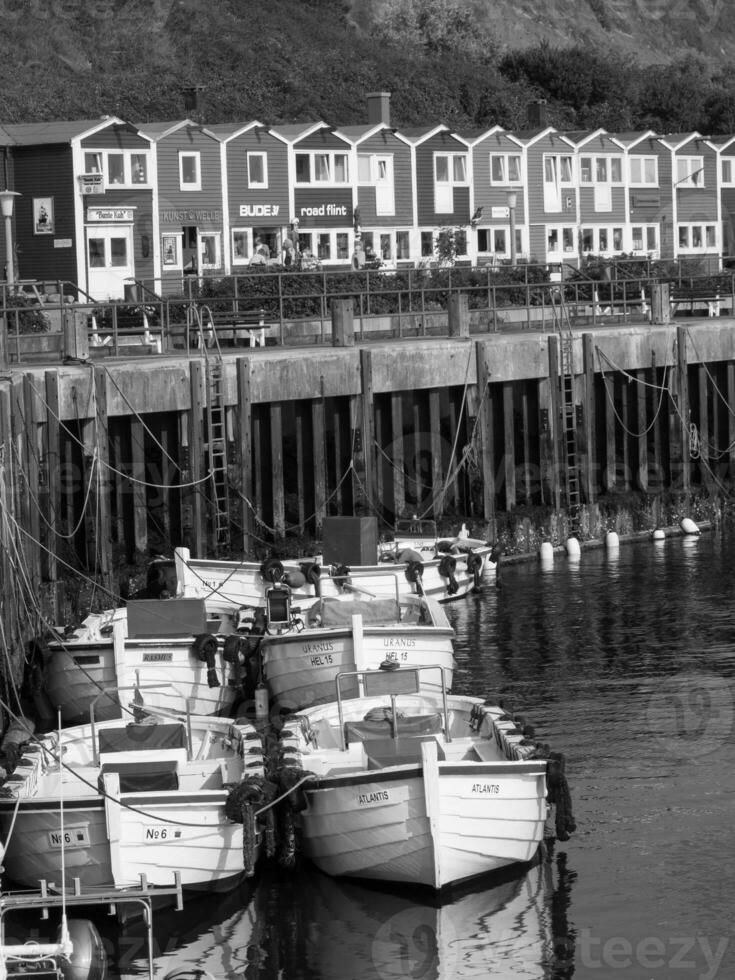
(19, 527, 735, 979)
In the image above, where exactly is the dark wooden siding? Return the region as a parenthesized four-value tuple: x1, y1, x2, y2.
(226, 131, 289, 228)
(295, 130, 351, 152)
(12, 145, 78, 286)
(675, 146, 718, 223)
(156, 128, 224, 231)
(415, 132, 470, 225)
(80, 124, 150, 151)
(355, 131, 413, 226)
(471, 133, 526, 223)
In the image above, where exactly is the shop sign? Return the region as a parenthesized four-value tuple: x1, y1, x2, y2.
(491, 206, 510, 219)
(239, 204, 281, 217)
(161, 209, 222, 223)
(53, 239, 73, 248)
(87, 207, 135, 222)
(298, 203, 348, 219)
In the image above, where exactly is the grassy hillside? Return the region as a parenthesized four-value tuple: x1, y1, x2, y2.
(2, 0, 735, 133)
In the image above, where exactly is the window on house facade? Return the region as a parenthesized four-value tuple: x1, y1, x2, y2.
(546, 225, 576, 254)
(434, 152, 469, 212)
(676, 156, 704, 187)
(631, 225, 660, 253)
(200, 233, 220, 268)
(336, 233, 349, 260)
(580, 226, 624, 254)
(83, 149, 151, 186)
(179, 152, 201, 190)
(295, 151, 350, 184)
(421, 231, 434, 256)
(543, 154, 574, 212)
(247, 152, 268, 188)
(722, 158, 735, 185)
(232, 230, 250, 264)
(489, 153, 522, 185)
(678, 222, 716, 250)
(629, 156, 658, 185)
(396, 231, 410, 259)
(580, 156, 623, 183)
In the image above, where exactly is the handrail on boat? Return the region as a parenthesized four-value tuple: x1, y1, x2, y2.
(334, 663, 451, 751)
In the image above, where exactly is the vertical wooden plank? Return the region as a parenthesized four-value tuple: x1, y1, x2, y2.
(390, 392, 405, 521)
(412, 394, 423, 514)
(109, 425, 125, 546)
(187, 361, 205, 557)
(11, 378, 29, 571)
(429, 389, 443, 516)
(652, 359, 664, 493)
(727, 362, 735, 483)
(521, 385, 532, 505)
(252, 408, 264, 537)
(130, 417, 148, 555)
(502, 381, 516, 511)
(312, 399, 327, 534)
(0, 383, 14, 649)
(374, 396, 386, 518)
(43, 371, 60, 593)
(93, 367, 112, 588)
(637, 369, 648, 492)
(546, 336, 562, 511)
(295, 402, 306, 531)
(270, 403, 285, 537)
(676, 325, 690, 495)
(445, 392, 460, 512)
(360, 349, 377, 514)
(620, 374, 630, 490)
(582, 334, 596, 504)
(22, 374, 41, 591)
(475, 340, 496, 522)
(603, 372, 616, 491)
(697, 364, 712, 491)
(236, 356, 254, 555)
(331, 398, 344, 513)
(159, 420, 173, 546)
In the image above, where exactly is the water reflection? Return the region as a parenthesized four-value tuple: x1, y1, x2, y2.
(115, 845, 577, 979)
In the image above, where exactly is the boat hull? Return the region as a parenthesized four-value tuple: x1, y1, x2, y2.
(298, 760, 547, 889)
(261, 627, 455, 710)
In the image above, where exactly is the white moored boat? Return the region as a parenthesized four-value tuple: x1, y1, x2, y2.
(276, 665, 575, 890)
(0, 712, 268, 891)
(258, 588, 456, 711)
(41, 598, 248, 724)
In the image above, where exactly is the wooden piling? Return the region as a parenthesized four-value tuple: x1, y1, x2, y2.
(236, 355, 254, 554)
(390, 392, 406, 520)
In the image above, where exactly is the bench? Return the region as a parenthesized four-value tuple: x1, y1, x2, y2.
(670, 290, 729, 318)
(199, 308, 267, 348)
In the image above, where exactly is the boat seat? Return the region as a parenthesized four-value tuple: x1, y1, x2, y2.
(344, 712, 442, 744)
(462, 740, 500, 762)
(99, 758, 179, 792)
(365, 735, 445, 769)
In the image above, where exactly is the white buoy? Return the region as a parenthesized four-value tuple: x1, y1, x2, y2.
(652, 528, 665, 541)
(680, 517, 700, 535)
(605, 531, 620, 549)
(565, 537, 581, 558)
(539, 542, 554, 562)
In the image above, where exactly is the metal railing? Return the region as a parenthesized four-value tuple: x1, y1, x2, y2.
(2, 265, 735, 365)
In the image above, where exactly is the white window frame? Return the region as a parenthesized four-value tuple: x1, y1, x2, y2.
(82, 149, 151, 188)
(543, 154, 574, 186)
(161, 233, 182, 269)
(722, 158, 735, 185)
(476, 226, 524, 260)
(179, 151, 201, 191)
(630, 224, 660, 254)
(546, 225, 576, 256)
(199, 232, 221, 269)
(579, 155, 623, 184)
(629, 155, 658, 186)
(489, 153, 522, 186)
(231, 228, 250, 265)
(247, 152, 268, 189)
(579, 225, 625, 255)
(434, 152, 469, 186)
(677, 222, 717, 252)
(676, 156, 704, 188)
(294, 151, 350, 185)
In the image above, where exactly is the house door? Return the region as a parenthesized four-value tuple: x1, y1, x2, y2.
(374, 156, 395, 216)
(86, 225, 134, 300)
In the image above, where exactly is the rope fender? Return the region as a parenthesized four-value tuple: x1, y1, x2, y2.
(466, 552, 483, 591)
(437, 554, 459, 595)
(299, 561, 322, 594)
(545, 752, 577, 842)
(192, 633, 220, 688)
(225, 775, 278, 873)
(260, 558, 285, 584)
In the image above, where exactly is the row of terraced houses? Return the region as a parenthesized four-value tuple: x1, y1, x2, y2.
(2, 93, 735, 300)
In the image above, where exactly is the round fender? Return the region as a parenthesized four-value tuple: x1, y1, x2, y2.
(222, 634, 246, 685)
(398, 548, 424, 565)
(437, 554, 457, 578)
(58, 918, 107, 980)
(299, 561, 322, 586)
(284, 569, 306, 589)
(192, 633, 220, 688)
(404, 559, 423, 584)
(260, 557, 285, 584)
(466, 552, 483, 591)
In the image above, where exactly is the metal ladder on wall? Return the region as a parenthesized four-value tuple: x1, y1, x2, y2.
(550, 286, 581, 523)
(191, 304, 231, 552)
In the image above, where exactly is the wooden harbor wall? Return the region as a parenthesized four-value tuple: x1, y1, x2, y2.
(1, 318, 735, 651)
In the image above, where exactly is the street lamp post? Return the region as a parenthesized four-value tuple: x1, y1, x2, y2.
(0, 189, 21, 287)
(507, 189, 517, 266)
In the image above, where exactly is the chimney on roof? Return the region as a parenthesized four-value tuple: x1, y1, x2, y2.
(367, 91, 391, 127)
(528, 99, 548, 128)
(183, 85, 206, 124)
